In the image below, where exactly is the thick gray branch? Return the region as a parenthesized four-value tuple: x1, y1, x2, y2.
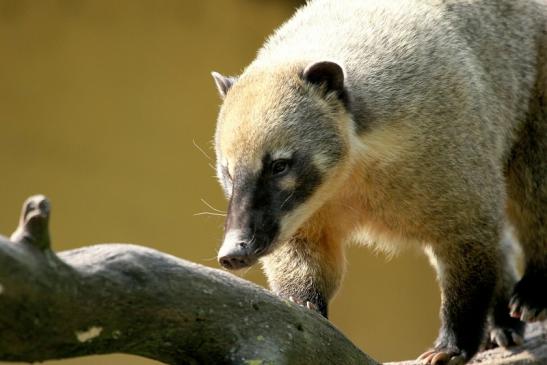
(390, 323, 547, 365)
(0, 195, 545, 365)
(0, 195, 376, 365)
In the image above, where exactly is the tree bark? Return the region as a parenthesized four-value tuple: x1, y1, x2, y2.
(0, 195, 545, 365)
(0, 195, 377, 365)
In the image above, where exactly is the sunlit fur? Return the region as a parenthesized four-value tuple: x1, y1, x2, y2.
(213, 0, 546, 361)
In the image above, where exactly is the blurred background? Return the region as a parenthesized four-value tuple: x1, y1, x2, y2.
(0, 0, 440, 363)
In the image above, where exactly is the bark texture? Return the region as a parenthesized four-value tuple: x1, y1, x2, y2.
(0, 195, 376, 365)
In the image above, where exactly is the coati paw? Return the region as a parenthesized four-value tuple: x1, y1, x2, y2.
(485, 327, 524, 349)
(418, 348, 467, 365)
(288, 296, 319, 313)
(282, 293, 328, 317)
(509, 271, 547, 322)
(485, 310, 525, 349)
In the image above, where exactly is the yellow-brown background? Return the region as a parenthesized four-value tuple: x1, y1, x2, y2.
(0, 1, 439, 363)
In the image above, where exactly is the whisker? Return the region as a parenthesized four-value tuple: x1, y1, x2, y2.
(201, 198, 226, 213)
(240, 266, 254, 276)
(192, 138, 213, 161)
(208, 163, 216, 171)
(280, 191, 294, 210)
(194, 212, 227, 217)
(248, 235, 256, 247)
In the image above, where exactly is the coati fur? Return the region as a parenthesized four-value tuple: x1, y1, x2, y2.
(211, 0, 547, 363)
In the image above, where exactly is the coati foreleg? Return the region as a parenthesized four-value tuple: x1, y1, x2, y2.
(260, 230, 344, 318)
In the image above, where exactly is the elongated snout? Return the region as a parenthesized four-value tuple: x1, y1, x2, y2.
(217, 229, 258, 270)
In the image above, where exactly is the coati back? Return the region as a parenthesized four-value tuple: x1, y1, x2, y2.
(211, 0, 547, 363)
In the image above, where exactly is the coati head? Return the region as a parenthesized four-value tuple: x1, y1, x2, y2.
(212, 61, 354, 270)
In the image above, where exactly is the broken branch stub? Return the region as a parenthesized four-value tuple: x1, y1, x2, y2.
(10, 194, 51, 249)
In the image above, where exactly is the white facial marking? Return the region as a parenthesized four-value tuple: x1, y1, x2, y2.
(75, 326, 103, 343)
(272, 150, 292, 160)
(312, 152, 331, 172)
(279, 203, 313, 241)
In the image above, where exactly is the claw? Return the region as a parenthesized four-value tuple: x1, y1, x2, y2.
(447, 355, 466, 365)
(510, 273, 547, 323)
(418, 350, 466, 365)
(418, 350, 436, 364)
(520, 307, 535, 322)
(509, 302, 521, 318)
(418, 350, 435, 360)
(490, 329, 509, 348)
(511, 332, 524, 346)
(431, 352, 450, 365)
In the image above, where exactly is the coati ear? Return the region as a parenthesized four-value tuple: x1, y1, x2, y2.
(302, 61, 345, 97)
(211, 71, 237, 98)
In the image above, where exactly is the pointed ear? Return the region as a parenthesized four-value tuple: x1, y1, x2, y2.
(302, 61, 345, 96)
(211, 71, 237, 98)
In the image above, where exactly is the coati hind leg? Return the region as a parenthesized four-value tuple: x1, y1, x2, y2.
(421, 228, 500, 365)
(506, 72, 547, 322)
(485, 229, 525, 348)
(260, 229, 344, 318)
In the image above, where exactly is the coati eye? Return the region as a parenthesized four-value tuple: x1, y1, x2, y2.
(271, 159, 291, 177)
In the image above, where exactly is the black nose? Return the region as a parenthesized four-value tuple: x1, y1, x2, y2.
(218, 254, 253, 270)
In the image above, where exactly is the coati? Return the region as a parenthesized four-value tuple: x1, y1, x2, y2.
(211, 0, 547, 363)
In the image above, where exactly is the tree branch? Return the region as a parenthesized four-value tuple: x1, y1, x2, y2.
(390, 322, 547, 365)
(0, 195, 377, 365)
(0, 196, 545, 365)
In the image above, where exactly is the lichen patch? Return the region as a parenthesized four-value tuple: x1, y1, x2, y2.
(75, 326, 103, 342)
(245, 360, 265, 365)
